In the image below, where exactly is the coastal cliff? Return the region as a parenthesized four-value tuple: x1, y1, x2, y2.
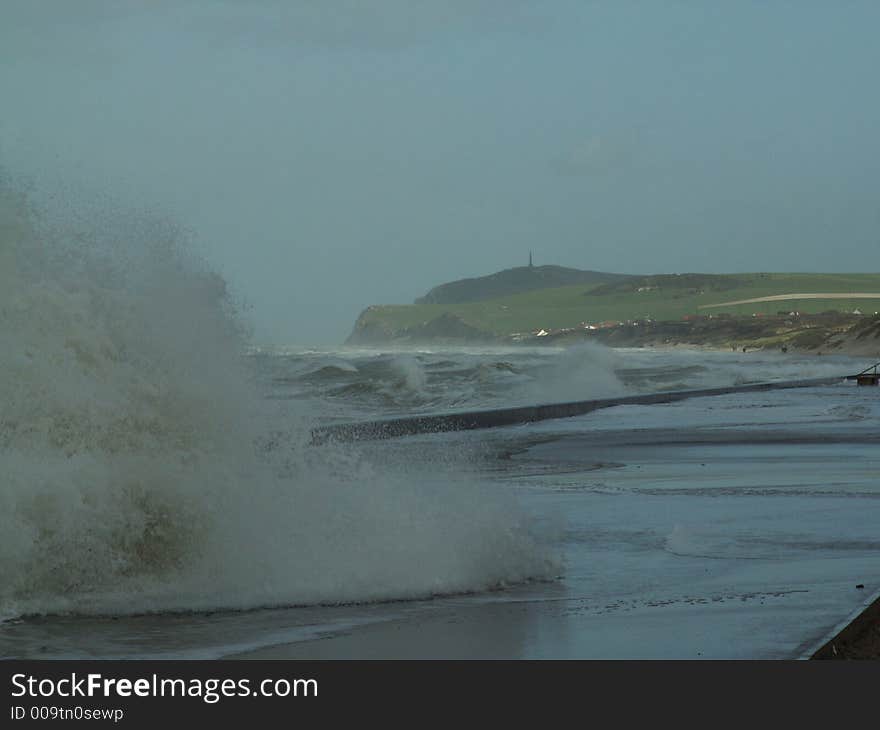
(347, 268, 880, 356)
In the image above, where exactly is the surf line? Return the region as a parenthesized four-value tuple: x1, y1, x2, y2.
(310, 375, 849, 445)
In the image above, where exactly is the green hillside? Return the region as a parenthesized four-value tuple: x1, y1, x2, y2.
(415, 265, 630, 305)
(349, 272, 880, 343)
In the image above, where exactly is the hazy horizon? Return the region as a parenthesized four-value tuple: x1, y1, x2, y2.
(3, 1, 879, 344)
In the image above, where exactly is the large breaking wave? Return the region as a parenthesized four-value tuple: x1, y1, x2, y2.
(0, 179, 556, 619)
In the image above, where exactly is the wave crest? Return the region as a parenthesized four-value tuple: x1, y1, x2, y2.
(0, 181, 556, 618)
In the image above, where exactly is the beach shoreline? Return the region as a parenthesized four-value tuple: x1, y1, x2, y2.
(225, 595, 880, 661)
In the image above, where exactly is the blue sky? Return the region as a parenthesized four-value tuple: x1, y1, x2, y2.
(2, 1, 879, 343)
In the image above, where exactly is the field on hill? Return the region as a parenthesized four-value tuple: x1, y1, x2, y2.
(414, 264, 628, 305)
(352, 273, 880, 340)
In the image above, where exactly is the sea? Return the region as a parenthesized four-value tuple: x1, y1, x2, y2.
(2, 210, 879, 659)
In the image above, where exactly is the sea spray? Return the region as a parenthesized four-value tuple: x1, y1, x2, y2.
(0, 180, 558, 618)
(516, 343, 626, 404)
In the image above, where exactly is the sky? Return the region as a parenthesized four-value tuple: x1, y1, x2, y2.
(2, 1, 879, 344)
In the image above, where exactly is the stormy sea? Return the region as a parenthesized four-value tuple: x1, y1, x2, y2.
(2, 192, 879, 659)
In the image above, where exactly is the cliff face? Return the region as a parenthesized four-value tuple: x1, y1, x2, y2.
(347, 310, 496, 345)
(415, 265, 630, 305)
(346, 308, 395, 345)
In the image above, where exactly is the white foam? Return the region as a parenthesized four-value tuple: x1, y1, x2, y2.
(515, 342, 626, 404)
(388, 354, 427, 394)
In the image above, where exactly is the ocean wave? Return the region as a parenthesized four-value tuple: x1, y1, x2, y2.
(0, 180, 557, 619)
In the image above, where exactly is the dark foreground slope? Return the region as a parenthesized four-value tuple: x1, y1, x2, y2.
(415, 265, 630, 305)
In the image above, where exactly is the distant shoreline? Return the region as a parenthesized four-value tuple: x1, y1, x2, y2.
(346, 311, 880, 360)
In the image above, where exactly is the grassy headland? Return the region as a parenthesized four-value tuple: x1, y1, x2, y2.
(348, 271, 880, 355)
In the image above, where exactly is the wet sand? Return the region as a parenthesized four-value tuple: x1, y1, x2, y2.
(230, 576, 880, 661)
